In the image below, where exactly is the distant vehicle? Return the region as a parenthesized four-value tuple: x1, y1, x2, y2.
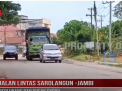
(3, 45, 18, 60)
(22, 46, 26, 57)
(39, 44, 62, 63)
(25, 27, 50, 61)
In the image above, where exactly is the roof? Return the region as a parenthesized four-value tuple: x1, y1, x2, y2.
(50, 33, 57, 38)
(6, 37, 24, 44)
(0, 25, 20, 32)
(26, 27, 50, 32)
(18, 15, 28, 17)
(27, 26, 49, 30)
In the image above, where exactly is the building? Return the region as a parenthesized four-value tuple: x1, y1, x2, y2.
(0, 25, 24, 47)
(16, 15, 51, 37)
(0, 15, 51, 46)
(50, 33, 57, 38)
(17, 15, 51, 29)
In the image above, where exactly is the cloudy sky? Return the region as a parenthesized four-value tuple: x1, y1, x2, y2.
(13, 1, 120, 33)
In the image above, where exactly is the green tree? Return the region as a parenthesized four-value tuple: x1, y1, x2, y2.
(114, 1, 122, 19)
(95, 20, 122, 53)
(57, 20, 92, 43)
(57, 20, 93, 55)
(0, 1, 21, 25)
(51, 37, 62, 45)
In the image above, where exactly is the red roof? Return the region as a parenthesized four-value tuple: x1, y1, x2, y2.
(50, 33, 57, 38)
(0, 25, 20, 31)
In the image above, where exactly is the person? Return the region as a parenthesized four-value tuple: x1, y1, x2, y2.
(27, 38, 33, 45)
(30, 38, 32, 42)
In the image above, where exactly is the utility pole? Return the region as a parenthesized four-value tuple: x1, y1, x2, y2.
(97, 15, 105, 28)
(4, 27, 6, 46)
(86, 8, 94, 28)
(102, 1, 114, 52)
(93, 1, 99, 57)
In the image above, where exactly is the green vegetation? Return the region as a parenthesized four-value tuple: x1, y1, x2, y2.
(51, 37, 62, 45)
(0, 1, 21, 25)
(56, 1, 122, 62)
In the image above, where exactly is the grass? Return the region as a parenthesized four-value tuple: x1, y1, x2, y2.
(63, 53, 122, 68)
(63, 53, 98, 62)
(109, 64, 122, 68)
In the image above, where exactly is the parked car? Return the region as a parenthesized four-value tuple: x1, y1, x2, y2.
(39, 44, 62, 63)
(22, 46, 26, 57)
(3, 45, 18, 60)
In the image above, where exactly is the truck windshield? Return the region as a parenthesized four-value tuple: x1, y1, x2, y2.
(31, 37, 48, 43)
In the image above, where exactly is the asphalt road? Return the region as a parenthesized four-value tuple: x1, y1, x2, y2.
(0, 55, 122, 79)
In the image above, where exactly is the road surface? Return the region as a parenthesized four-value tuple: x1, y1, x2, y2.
(0, 55, 122, 79)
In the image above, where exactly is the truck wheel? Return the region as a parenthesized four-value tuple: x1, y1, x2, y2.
(3, 55, 6, 60)
(29, 57, 33, 61)
(26, 56, 29, 60)
(59, 60, 62, 63)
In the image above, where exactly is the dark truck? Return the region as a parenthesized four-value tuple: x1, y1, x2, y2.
(25, 27, 50, 61)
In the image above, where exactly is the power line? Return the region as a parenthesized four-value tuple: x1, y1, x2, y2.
(98, 6, 109, 15)
(97, 4, 105, 14)
(97, 3, 102, 9)
(102, 12, 110, 20)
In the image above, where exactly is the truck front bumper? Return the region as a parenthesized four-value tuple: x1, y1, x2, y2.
(28, 52, 40, 58)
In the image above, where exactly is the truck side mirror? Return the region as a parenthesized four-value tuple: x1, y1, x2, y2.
(30, 38, 32, 41)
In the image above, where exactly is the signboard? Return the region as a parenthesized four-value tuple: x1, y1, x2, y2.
(103, 51, 122, 65)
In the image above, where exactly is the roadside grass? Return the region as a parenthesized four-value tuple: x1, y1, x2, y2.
(109, 64, 122, 68)
(98, 62, 122, 68)
(63, 53, 100, 62)
(63, 53, 89, 61)
(63, 53, 122, 68)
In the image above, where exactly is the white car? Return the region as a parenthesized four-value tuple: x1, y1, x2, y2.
(39, 44, 62, 63)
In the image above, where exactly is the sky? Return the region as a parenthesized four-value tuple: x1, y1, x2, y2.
(13, 1, 120, 33)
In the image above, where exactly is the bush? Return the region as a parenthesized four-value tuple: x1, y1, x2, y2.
(63, 41, 87, 56)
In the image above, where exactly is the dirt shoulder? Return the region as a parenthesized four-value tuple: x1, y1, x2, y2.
(63, 58, 122, 74)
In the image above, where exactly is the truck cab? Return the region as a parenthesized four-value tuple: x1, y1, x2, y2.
(25, 27, 50, 61)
